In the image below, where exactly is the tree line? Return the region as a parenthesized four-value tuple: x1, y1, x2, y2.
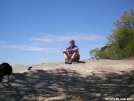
(90, 9, 134, 60)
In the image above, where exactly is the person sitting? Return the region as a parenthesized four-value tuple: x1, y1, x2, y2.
(62, 39, 80, 64)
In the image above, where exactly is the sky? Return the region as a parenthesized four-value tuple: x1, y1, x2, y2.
(0, 0, 134, 64)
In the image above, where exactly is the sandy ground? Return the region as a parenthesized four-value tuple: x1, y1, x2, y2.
(0, 59, 134, 101)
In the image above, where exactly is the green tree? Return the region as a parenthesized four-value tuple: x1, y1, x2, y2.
(90, 9, 134, 59)
(108, 9, 134, 45)
(89, 48, 100, 58)
(114, 9, 134, 30)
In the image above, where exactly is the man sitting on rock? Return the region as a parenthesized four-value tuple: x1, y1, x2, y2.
(62, 39, 80, 64)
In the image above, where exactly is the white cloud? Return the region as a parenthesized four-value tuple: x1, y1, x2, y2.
(0, 33, 106, 52)
(30, 33, 105, 43)
(0, 44, 59, 52)
(21, 47, 59, 52)
(31, 42, 41, 46)
(89, 44, 105, 48)
(0, 40, 6, 44)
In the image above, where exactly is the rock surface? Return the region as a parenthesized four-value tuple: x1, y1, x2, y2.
(0, 59, 134, 101)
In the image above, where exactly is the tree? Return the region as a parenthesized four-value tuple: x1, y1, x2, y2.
(108, 9, 134, 45)
(114, 9, 134, 30)
(89, 48, 100, 58)
(90, 9, 134, 59)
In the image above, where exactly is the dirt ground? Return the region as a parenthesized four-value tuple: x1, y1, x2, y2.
(0, 59, 134, 101)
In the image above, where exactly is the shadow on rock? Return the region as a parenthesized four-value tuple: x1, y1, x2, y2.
(0, 69, 134, 101)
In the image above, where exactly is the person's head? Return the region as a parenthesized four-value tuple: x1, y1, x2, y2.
(70, 39, 75, 46)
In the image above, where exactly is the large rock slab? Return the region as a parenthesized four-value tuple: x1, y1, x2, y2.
(1, 59, 134, 101)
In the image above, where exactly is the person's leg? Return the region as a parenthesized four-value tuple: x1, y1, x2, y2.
(62, 50, 71, 63)
(63, 52, 70, 59)
(71, 51, 79, 60)
(68, 51, 79, 64)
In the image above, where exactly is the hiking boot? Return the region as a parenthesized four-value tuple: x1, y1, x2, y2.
(65, 58, 68, 64)
(68, 59, 73, 64)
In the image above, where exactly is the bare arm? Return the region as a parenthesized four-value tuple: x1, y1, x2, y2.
(62, 47, 79, 53)
(72, 47, 79, 52)
(62, 50, 69, 53)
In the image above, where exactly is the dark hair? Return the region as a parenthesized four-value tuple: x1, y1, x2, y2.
(70, 39, 75, 43)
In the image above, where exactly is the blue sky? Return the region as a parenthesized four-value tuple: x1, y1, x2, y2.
(0, 0, 134, 64)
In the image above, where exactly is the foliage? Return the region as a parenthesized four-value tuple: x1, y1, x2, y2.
(89, 9, 134, 59)
(89, 48, 100, 58)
